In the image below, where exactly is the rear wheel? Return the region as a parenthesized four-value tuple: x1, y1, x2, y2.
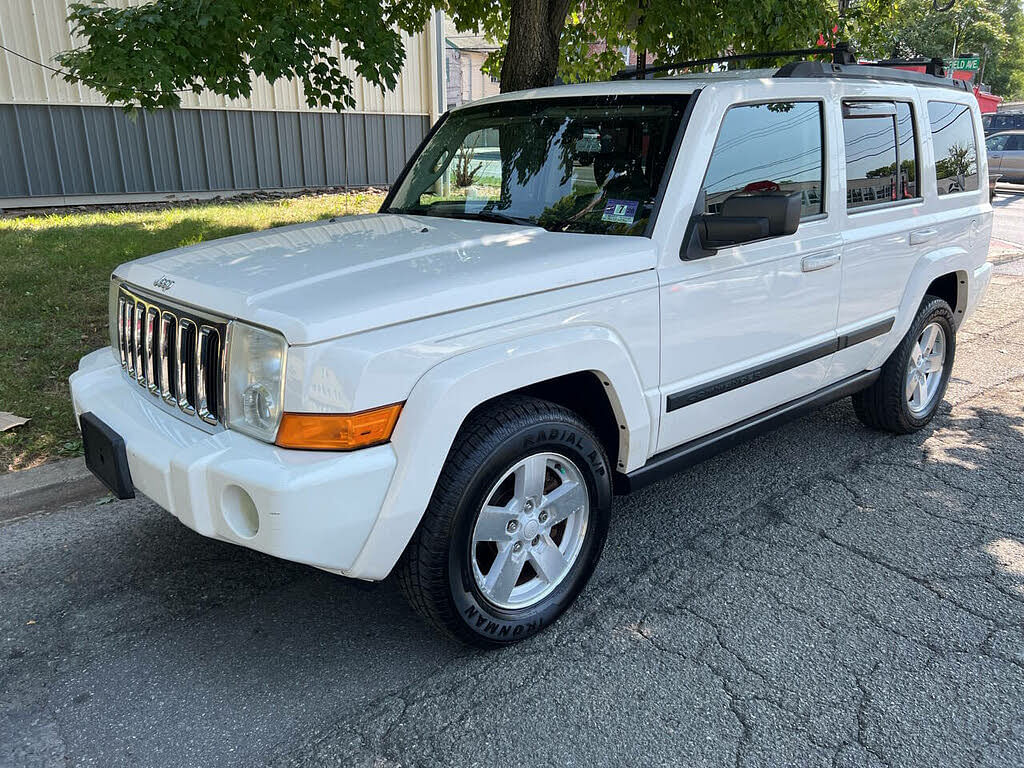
(852, 295, 956, 434)
(397, 396, 612, 647)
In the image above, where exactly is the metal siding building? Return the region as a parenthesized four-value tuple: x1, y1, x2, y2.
(0, 1, 441, 206)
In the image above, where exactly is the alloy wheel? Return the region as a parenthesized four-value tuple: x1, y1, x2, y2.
(905, 321, 947, 415)
(470, 452, 590, 610)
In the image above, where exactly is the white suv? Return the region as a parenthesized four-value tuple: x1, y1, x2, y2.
(71, 61, 993, 646)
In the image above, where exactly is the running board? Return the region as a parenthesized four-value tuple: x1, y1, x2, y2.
(615, 369, 881, 494)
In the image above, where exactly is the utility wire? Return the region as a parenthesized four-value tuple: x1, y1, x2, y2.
(0, 42, 193, 98)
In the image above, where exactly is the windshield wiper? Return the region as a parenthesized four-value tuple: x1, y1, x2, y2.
(467, 211, 536, 227)
(388, 207, 536, 228)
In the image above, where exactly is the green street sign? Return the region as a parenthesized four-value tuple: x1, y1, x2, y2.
(951, 56, 980, 71)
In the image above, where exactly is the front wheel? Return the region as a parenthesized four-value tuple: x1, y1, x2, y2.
(852, 295, 956, 434)
(397, 396, 612, 647)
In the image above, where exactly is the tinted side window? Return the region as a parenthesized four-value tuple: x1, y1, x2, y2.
(1007, 134, 1024, 151)
(843, 103, 897, 208)
(987, 134, 1010, 151)
(842, 101, 919, 209)
(702, 101, 824, 219)
(928, 101, 979, 195)
(896, 103, 919, 198)
(989, 114, 1024, 132)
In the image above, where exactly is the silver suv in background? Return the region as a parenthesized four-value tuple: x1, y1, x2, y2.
(987, 130, 1024, 184)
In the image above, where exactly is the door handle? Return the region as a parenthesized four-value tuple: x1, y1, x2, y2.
(801, 251, 841, 272)
(910, 228, 938, 245)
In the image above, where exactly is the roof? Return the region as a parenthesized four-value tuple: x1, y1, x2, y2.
(445, 34, 498, 52)
(453, 66, 976, 113)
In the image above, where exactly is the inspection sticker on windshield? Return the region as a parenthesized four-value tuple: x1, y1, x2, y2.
(602, 199, 638, 224)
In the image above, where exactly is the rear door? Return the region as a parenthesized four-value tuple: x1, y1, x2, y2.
(656, 98, 842, 452)
(831, 98, 925, 382)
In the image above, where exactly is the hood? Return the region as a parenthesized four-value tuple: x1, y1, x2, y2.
(115, 213, 657, 344)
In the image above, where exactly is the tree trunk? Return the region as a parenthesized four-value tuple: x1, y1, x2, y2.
(500, 0, 573, 92)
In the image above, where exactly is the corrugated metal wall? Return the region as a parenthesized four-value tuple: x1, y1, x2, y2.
(0, 105, 429, 199)
(0, 0, 436, 202)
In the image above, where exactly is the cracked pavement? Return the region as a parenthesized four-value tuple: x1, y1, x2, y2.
(4, 259, 1024, 765)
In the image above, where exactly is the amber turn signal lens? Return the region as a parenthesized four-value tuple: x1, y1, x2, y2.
(275, 403, 403, 450)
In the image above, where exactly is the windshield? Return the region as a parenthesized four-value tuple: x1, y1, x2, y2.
(385, 95, 688, 236)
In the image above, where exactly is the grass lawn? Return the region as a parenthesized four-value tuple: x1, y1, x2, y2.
(0, 191, 385, 473)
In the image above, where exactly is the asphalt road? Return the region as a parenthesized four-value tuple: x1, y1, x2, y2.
(4, 203, 1024, 768)
(993, 186, 1024, 250)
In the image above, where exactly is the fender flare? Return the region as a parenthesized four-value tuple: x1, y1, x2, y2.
(869, 246, 969, 369)
(345, 326, 651, 580)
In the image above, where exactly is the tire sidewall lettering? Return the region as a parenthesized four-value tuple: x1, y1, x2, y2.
(448, 417, 612, 644)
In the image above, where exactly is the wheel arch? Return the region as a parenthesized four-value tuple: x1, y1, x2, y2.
(924, 270, 969, 325)
(877, 249, 972, 370)
(345, 326, 652, 580)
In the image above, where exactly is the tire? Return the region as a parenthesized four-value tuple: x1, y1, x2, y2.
(852, 295, 956, 434)
(397, 395, 612, 648)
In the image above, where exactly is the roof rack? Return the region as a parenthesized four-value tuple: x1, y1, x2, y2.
(610, 44, 853, 80)
(612, 41, 972, 92)
(776, 60, 971, 91)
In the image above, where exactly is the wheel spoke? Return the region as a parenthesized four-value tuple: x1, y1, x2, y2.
(905, 374, 920, 402)
(541, 480, 586, 526)
(920, 374, 933, 404)
(484, 545, 524, 604)
(514, 454, 548, 502)
(529, 536, 569, 583)
(925, 353, 944, 373)
(474, 504, 517, 542)
(920, 325, 940, 355)
(910, 341, 924, 366)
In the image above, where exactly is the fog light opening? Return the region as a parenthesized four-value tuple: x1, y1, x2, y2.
(222, 485, 260, 539)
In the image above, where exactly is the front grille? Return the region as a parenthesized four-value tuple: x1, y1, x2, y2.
(115, 285, 226, 427)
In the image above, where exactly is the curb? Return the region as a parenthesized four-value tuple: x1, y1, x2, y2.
(0, 458, 108, 523)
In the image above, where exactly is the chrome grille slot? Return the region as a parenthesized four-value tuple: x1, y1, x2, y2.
(133, 302, 145, 383)
(159, 311, 176, 403)
(115, 285, 227, 431)
(176, 318, 196, 415)
(145, 307, 159, 393)
(195, 326, 220, 424)
(116, 297, 129, 369)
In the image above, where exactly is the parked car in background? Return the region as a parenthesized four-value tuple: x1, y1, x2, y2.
(71, 59, 992, 647)
(982, 111, 1024, 136)
(986, 130, 1024, 184)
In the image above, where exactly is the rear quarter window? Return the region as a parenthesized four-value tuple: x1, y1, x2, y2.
(928, 101, 979, 195)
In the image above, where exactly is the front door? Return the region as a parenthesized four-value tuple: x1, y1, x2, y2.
(656, 99, 842, 453)
(986, 133, 1009, 178)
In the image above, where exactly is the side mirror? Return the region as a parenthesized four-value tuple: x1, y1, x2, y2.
(693, 191, 802, 252)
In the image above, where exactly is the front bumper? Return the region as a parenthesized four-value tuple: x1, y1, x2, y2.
(70, 348, 397, 576)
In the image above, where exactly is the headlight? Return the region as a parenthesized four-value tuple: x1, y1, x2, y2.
(225, 322, 287, 442)
(108, 276, 121, 362)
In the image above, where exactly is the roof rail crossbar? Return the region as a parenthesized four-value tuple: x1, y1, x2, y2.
(611, 44, 852, 80)
(775, 60, 972, 92)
